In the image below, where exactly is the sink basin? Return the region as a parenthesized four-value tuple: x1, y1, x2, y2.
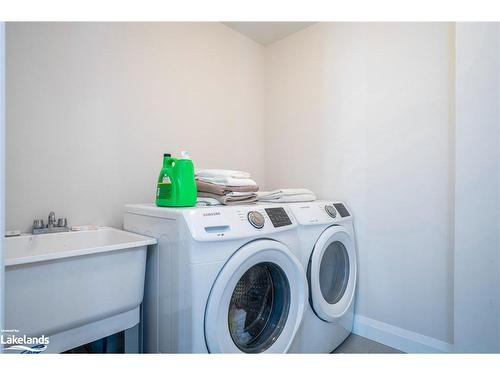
(4, 227, 156, 353)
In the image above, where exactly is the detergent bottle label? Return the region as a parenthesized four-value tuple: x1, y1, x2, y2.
(157, 182, 172, 199)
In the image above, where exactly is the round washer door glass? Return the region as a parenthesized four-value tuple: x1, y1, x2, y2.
(308, 226, 357, 322)
(228, 262, 290, 353)
(319, 241, 350, 304)
(204, 240, 307, 353)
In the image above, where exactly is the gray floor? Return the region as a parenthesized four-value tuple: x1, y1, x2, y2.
(332, 334, 404, 354)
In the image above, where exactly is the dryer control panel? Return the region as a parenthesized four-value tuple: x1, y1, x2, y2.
(288, 200, 352, 226)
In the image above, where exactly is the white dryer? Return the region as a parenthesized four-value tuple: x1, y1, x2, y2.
(123, 203, 307, 353)
(288, 201, 357, 353)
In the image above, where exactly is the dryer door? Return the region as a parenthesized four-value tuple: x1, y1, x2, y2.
(308, 226, 357, 322)
(205, 239, 307, 353)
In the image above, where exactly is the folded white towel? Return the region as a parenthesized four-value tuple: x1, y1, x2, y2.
(198, 192, 258, 205)
(257, 188, 315, 199)
(257, 188, 316, 203)
(258, 193, 316, 203)
(197, 176, 257, 187)
(196, 197, 222, 206)
(196, 169, 251, 179)
(226, 191, 258, 198)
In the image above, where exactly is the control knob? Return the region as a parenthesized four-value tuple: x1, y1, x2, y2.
(247, 211, 265, 229)
(324, 205, 337, 218)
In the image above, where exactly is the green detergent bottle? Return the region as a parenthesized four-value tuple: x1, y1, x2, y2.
(156, 151, 197, 207)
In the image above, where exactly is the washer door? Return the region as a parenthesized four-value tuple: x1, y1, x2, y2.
(205, 239, 307, 353)
(307, 226, 357, 322)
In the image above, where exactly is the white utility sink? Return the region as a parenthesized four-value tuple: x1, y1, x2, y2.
(4, 227, 156, 353)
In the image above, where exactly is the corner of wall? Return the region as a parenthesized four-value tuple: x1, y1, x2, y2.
(0, 21, 5, 339)
(447, 21, 456, 348)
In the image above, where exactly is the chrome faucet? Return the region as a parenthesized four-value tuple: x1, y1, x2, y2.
(32, 211, 69, 234)
(48, 211, 56, 228)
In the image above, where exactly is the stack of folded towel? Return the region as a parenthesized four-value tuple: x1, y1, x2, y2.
(196, 169, 258, 205)
(257, 188, 316, 203)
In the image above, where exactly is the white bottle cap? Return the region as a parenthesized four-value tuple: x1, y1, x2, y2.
(180, 151, 191, 159)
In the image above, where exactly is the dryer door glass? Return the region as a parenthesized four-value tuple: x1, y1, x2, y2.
(319, 241, 350, 304)
(228, 262, 290, 353)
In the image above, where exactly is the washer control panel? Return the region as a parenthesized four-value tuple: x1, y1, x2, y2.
(264, 207, 293, 228)
(180, 205, 297, 241)
(247, 211, 265, 229)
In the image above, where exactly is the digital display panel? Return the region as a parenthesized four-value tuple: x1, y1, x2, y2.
(333, 203, 350, 217)
(264, 207, 292, 228)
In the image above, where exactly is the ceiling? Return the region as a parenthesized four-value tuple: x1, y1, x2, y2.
(223, 22, 316, 45)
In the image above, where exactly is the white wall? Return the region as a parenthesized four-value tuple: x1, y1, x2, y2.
(454, 23, 500, 353)
(265, 23, 454, 349)
(6, 23, 265, 232)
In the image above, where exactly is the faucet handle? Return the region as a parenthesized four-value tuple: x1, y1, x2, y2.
(57, 218, 68, 227)
(33, 219, 44, 229)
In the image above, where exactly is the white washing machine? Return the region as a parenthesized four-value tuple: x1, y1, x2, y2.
(287, 201, 357, 353)
(123, 203, 307, 353)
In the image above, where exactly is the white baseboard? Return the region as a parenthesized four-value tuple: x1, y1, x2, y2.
(353, 314, 454, 353)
